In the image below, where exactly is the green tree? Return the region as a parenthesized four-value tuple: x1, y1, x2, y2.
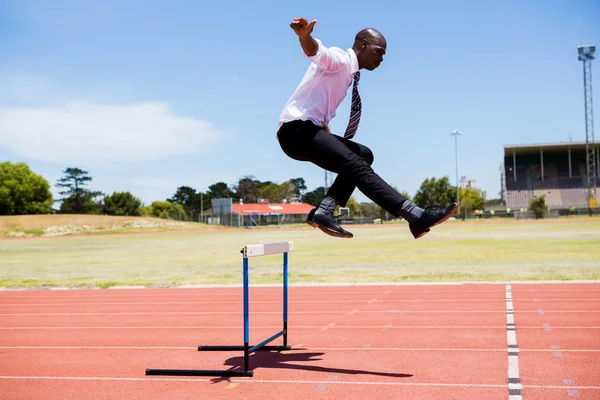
(102, 192, 142, 216)
(257, 181, 297, 203)
(459, 187, 487, 217)
(343, 196, 361, 216)
(529, 195, 548, 219)
(288, 177, 307, 196)
(279, 181, 297, 202)
(0, 161, 53, 215)
(257, 183, 280, 203)
(302, 186, 326, 206)
(360, 202, 388, 220)
(168, 186, 207, 217)
(413, 176, 457, 209)
(169, 186, 197, 206)
(55, 167, 103, 214)
(197, 191, 212, 213)
(233, 175, 262, 203)
(207, 182, 233, 198)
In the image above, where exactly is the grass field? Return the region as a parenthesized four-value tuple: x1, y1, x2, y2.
(1, 215, 599, 289)
(0, 214, 220, 238)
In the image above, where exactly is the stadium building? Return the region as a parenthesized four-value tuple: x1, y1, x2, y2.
(501, 141, 600, 212)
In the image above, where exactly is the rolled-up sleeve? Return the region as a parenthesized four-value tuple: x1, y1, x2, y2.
(306, 38, 347, 72)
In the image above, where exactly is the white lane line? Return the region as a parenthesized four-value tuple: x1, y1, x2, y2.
(2, 325, 600, 330)
(1, 298, 598, 307)
(0, 346, 598, 352)
(506, 284, 522, 400)
(1, 288, 597, 299)
(0, 375, 505, 387)
(0, 375, 599, 390)
(2, 310, 599, 317)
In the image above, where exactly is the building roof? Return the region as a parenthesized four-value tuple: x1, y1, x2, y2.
(503, 141, 596, 156)
(231, 202, 314, 215)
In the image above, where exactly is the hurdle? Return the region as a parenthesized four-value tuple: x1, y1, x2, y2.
(145, 241, 293, 377)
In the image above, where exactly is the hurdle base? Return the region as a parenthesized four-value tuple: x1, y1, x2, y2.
(145, 345, 292, 377)
(198, 345, 292, 351)
(146, 368, 253, 377)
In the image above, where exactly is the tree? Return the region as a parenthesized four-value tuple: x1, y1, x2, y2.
(288, 177, 307, 196)
(102, 192, 142, 216)
(343, 196, 361, 216)
(257, 183, 279, 202)
(168, 186, 206, 216)
(0, 161, 53, 215)
(207, 182, 233, 199)
(458, 187, 487, 218)
(413, 176, 457, 209)
(302, 186, 326, 206)
(233, 175, 262, 203)
(169, 186, 197, 207)
(257, 181, 297, 203)
(278, 181, 297, 202)
(529, 195, 548, 219)
(360, 202, 387, 220)
(55, 167, 103, 214)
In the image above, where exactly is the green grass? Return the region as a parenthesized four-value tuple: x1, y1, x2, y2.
(0, 217, 599, 288)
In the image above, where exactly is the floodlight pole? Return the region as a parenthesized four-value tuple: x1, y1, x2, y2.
(450, 130, 462, 206)
(578, 45, 597, 215)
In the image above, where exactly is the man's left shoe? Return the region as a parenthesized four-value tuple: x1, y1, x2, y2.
(409, 202, 459, 239)
(306, 207, 353, 238)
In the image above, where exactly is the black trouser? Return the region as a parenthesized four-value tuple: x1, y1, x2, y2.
(276, 119, 407, 217)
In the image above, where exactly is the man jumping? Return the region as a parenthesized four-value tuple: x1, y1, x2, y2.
(277, 17, 458, 239)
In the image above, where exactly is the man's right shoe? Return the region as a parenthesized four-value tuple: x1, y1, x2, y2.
(306, 208, 318, 228)
(409, 202, 459, 239)
(306, 207, 353, 238)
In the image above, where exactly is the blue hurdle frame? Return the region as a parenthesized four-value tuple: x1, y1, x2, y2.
(146, 242, 292, 378)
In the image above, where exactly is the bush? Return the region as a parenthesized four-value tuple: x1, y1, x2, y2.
(529, 196, 548, 219)
(141, 201, 187, 220)
(102, 192, 142, 216)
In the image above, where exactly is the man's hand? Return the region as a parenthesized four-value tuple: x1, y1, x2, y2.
(290, 17, 317, 37)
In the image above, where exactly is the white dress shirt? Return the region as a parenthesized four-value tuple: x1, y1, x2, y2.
(278, 38, 359, 128)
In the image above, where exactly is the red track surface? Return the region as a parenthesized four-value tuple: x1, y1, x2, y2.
(0, 283, 598, 399)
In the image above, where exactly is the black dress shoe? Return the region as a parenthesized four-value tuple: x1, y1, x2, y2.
(306, 207, 353, 238)
(313, 209, 354, 238)
(409, 202, 459, 239)
(306, 208, 317, 228)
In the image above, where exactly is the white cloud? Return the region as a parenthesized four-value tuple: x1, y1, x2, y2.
(0, 101, 222, 165)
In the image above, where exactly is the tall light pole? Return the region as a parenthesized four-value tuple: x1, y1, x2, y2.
(578, 45, 596, 215)
(450, 130, 462, 205)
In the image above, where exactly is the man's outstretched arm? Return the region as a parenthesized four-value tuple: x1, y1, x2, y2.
(289, 17, 345, 71)
(290, 17, 318, 56)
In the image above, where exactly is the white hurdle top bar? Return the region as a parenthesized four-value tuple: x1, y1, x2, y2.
(243, 242, 294, 258)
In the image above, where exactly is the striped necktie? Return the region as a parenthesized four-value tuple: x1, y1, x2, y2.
(344, 71, 361, 139)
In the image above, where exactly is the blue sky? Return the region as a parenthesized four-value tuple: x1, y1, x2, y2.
(1, 0, 599, 205)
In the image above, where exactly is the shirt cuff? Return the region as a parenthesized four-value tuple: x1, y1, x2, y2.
(305, 38, 324, 62)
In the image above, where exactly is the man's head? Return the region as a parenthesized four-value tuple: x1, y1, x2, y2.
(352, 28, 387, 71)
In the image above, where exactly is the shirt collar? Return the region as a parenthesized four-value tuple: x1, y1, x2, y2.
(348, 48, 359, 74)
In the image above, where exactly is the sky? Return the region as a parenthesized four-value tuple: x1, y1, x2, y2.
(1, 0, 599, 206)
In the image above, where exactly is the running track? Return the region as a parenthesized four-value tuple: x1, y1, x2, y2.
(0, 283, 598, 399)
